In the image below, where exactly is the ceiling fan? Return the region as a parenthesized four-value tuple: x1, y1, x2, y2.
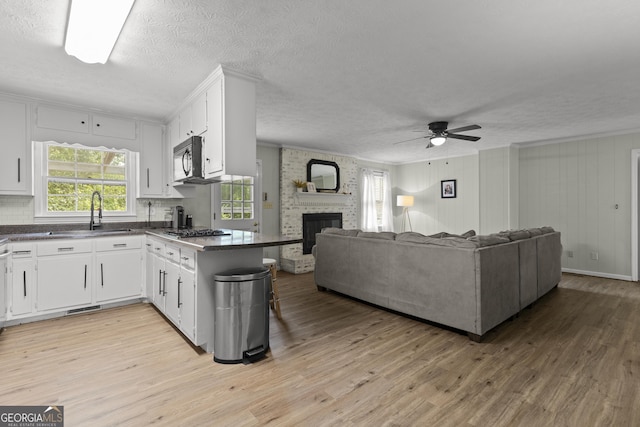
(393, 121, 481, 148)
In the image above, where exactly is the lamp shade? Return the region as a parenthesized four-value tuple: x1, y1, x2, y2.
(397, 195, 414, 207)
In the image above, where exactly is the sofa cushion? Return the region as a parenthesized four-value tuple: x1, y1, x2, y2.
(461, 229, 476, 238)
(396, 232, 426, 241)
(322, 228, 360, 237)
(540, 226, 555, 234)
(528, 228, 543, 236)
(467, 234, 511, 247)
(357, 231, 397, 240)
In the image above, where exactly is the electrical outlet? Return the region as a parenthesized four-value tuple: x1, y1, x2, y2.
(590, 251, 599, 261)
(566, 250, 573, 258)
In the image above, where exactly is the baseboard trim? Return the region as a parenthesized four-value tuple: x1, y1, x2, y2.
(562, 268, 633, 282)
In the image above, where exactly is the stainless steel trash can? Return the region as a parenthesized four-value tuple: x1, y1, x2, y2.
(212, 267, 271, 364)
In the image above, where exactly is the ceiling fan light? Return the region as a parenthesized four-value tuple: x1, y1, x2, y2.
(430, 135, 447, 146)
(65, 0, 135, 64)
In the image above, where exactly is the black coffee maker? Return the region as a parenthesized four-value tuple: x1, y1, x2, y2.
(172, 205, 185, 229)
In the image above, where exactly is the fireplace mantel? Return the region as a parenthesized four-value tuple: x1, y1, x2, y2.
(294, 192, 352, 206)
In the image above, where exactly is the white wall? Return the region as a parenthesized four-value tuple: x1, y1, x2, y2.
(519, 133, 640, 280)
(394, 155, 479, 235)
(479, 146, 519, 234)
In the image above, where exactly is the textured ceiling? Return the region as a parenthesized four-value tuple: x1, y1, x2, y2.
(1, 0, 640, 163)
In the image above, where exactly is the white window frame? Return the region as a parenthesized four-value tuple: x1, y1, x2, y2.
(33, 141, 138, 223)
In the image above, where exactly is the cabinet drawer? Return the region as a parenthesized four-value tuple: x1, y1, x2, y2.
(164, 245, 180, 263)
(180, 250, 195, 270)
(37, 239, 93, 256)
(11, 242, 34, 258)
(96, 236, 142, 252)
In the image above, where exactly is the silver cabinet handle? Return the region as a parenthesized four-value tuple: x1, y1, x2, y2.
(23, 271, 27, 296)
(147, 167, 150, 188)
(58, 247, 74, 252)
(13, 250, 31, 255)
(100, 263, 104, 287)
(17, 158, 21, 183)
(113, 243, 127, 248)
(84, 264, 87, 289)
(177, 278, 182, 308)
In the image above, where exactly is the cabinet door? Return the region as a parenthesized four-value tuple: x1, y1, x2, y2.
(0, 100, 29, 194)
(37, 254, 92, 311)
(164, 259, 180, 324)
(0, 252, 7, 322)
(139, 123, 164, 197)
(92, 114, 136, 140)
(179, 268, 196, 341)
(191, 92, 207, 136)
(11, 258, 33, 315)
(179, 106, 193, 139)
(204, 79, 223, 177)
(96, 250, 142, 302)
(36, 105, 89, 134)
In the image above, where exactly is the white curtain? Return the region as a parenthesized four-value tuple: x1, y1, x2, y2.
(360, 168, 394, 232)
(379, 170, 394, 232)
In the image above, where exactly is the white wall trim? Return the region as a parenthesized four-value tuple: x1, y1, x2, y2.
(562, 268, 633, 283)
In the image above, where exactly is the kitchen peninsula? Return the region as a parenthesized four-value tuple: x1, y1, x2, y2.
(2, 226, 300, 353)
(146, 228, 300, 353)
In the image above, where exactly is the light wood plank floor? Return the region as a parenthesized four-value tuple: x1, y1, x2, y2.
(1, 272, 639, 426)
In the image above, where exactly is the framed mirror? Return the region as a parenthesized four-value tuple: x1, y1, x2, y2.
(307, 159, 340, 192)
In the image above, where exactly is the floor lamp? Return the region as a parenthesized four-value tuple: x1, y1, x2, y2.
(397, 195, 414, 232)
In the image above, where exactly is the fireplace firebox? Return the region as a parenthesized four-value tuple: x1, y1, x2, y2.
(302, 213, 342, 254)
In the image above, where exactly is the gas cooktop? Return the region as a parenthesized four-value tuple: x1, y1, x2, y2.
(165, 229, 231, 238)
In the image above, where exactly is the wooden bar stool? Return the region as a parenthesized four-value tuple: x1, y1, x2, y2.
(263, 258, 281, 318)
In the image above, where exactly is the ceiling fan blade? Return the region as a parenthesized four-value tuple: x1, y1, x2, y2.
(448, 133, 481, 142)
(392, 136, 427, 145)
(447, 124, 481, 134)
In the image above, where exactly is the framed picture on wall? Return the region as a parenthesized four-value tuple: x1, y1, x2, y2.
(441, 179, 456, 198)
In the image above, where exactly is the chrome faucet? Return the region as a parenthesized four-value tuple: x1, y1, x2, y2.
(90, 191, 103, 230)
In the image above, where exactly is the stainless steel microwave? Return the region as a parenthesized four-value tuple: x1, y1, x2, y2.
(173, 136, 206, 184)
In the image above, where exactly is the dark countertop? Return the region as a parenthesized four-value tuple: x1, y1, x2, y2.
(146, 229, 301, 251)
(0, 222, 301, 252)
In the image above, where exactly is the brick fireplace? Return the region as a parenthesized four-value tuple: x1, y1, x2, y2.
(279, 148, 358, 274)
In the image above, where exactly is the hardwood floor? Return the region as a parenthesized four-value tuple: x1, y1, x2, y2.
(1, 272, 639, 426)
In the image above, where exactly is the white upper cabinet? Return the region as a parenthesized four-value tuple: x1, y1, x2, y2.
(92, 114, 136, 140)
(178, 91, 207, 139)
(203, 67, 257, 179)
(36, 105, 136, 140)
(0, 99, 30, 195)
(37, 105, 89, 134)
(138, 123, 165, 197)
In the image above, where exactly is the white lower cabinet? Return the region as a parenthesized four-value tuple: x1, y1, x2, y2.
(164, 257, 180, 325)
(6, 236, 144, 322)
(0, 245, 8, 325)
(36, 239, 93, 312)
(146, 238, 197, 343)
(37, 253, 92, 311)
(95, 236, 143, 303)
(179, 256, 196, 341)
(10, 243, 35, 316)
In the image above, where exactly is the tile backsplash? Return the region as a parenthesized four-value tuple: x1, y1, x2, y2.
(0, 196, 183, 225)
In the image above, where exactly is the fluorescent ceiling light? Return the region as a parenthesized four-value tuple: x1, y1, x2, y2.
(65, 0, 135, 64)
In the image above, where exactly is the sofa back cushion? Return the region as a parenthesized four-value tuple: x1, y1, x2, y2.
(322, 228, 360, 237)
(356, 231, 397, 240)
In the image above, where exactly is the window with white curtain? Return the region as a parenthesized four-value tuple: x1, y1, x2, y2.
(361, 168, 393, 232)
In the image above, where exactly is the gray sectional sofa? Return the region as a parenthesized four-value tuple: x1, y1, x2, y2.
(313, 227, 562, 341)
